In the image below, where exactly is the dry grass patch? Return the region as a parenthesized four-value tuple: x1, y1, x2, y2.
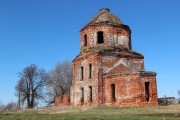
(0, 105, 180, 120)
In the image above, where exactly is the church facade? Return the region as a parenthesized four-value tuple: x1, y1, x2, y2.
(70, 8, 158, 106)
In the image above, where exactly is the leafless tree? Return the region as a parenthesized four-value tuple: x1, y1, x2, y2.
(0, 102, 17, 113)
(178, 90, 180, 98)
(15, 64, 49, 109)
(46, 60, 72, 104)
(3, 102, 17, 112)
(0, 101, 4, 113)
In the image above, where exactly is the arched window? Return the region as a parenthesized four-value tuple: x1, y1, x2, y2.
(84, 34, 87, 46)
(97, 31, 104, 44)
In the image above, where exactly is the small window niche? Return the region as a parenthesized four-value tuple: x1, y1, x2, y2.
(80, 67, 84, 80)
(111, 84, 115, 102)
(81, 88, 84, 103)
(145, 82, 150, 102)
(89, 64, 92, 79)
(97, 31, 104, 44)
(84, 34, 87, 46)
(89, 86, 92, 102)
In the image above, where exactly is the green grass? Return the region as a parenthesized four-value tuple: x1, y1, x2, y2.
(0, 105, 180, 120)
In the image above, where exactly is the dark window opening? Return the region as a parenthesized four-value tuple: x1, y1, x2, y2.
(111, 84, 115, 101)
(89, 64, 92, 78)
(81, 67, 84, 80)
(145, 82, 150, 102)
(89, 86, 92, 102)
(97, 31, 104, 44)
(81, 88, 84, 103)
(84, 34, 87, 46)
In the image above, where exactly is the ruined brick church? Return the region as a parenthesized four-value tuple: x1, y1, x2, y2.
(70, 8, 158, 106)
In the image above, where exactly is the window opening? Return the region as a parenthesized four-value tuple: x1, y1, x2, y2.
(89, 86, 92, 102)
(81, 67, 84, 80)
(97, 31, 104, 44)
(84, 34, 87, 46)
(89, 64, 92, 78)
(145, 82, 150, 102)
(81, 88, 84, 103)
(111, 84, 115, 101)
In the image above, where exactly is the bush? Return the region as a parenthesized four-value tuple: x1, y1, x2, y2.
(0, 102, 17, 113)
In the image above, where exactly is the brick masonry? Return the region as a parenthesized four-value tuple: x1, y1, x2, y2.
(55, 95, 70, 107)
(70, 8, 158, 107)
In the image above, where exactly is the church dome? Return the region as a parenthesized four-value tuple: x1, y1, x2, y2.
(80, 8, 132, 52)
(82, 8, 123, 29)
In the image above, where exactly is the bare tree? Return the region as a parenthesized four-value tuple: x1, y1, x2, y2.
(0, 101, 17, 113)
(46, 60, 72, 104)
(3, 102, 17, 112)
(15, 64, 48, 109)
(178, 90, 180, 98)
(0, 101, 4, 113)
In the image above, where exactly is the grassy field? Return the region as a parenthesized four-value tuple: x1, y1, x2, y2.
(0, 105, 180, 120)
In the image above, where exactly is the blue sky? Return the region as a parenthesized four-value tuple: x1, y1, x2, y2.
(0, 0, 180, 104)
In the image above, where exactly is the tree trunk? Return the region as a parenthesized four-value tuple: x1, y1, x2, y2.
(18, 93, 20, 109)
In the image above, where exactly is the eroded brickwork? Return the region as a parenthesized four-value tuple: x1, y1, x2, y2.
(55, 95, 70, 107)
(70, 8, 158, 107)
(80, 25, 131, 52)
(104, 73, 158, 106)
(55, 97, 61, 107)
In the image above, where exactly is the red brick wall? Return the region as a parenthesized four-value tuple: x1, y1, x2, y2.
(70, 53, 101, 106)
(70, 50, 158, 106)
(55, 97, 61, 107)
(104, 74, 158, 106)
(80, 25, 131, 52)
(62, 95, 70, 105)
(70, 14, 158, 107)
